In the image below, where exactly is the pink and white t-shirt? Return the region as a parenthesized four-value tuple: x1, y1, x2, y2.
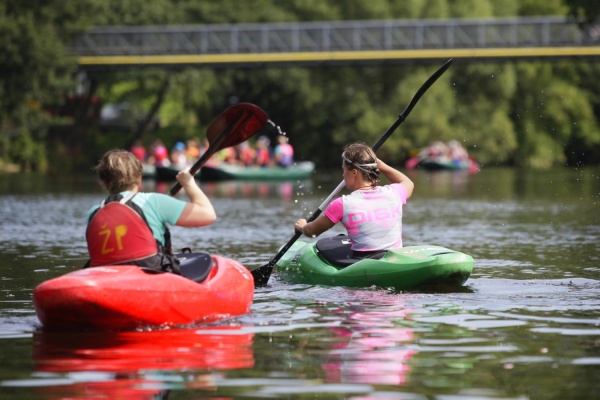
(324, 183, 408, 251)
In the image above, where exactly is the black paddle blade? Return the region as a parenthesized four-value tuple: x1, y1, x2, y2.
(251, 263, 273, 287)
(206, 103, 269, 150)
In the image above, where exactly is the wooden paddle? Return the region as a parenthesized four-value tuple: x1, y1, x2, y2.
(169, 102, 269, 196)
(251, 59, 454, 287)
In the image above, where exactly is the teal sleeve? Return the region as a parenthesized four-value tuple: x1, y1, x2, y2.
(146, 193, 188, 226)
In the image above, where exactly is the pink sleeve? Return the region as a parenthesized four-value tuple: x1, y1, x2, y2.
(324, 198, 343, 223)
(390, 183, 408, 205)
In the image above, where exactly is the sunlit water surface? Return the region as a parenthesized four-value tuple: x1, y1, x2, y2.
(0, 167, 598, 399)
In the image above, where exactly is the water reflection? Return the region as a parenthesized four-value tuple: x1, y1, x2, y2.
(407, 169, 476, 198)
(141, 178, 313, 201)
(31, 326, 254, 398)
(407, 166, 600, 205)
(323, 307, 416, 385)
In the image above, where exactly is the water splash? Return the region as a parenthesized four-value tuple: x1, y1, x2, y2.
(267, 119, 287, 136)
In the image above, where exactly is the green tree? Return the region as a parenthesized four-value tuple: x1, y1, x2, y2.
(0, 1, 106, 171)
(3, 0, 600, 172)
(564, 0, 600, 25)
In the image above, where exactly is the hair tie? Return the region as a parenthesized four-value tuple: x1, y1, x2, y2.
(342, 153, 377, 175)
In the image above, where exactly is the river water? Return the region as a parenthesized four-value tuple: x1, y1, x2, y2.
(0, 167, 598, 399)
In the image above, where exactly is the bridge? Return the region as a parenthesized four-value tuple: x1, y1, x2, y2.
(72, 16, 600, 69)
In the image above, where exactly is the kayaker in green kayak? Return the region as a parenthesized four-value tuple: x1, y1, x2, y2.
(294, 142, 414, 259)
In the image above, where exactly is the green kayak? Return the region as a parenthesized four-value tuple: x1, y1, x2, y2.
(200, 161, 315, 181)
(155, 165, 182, 181)
(141, 163, 156, 179)
(275, 235, 474, 290)
(154, 162, 315, 181)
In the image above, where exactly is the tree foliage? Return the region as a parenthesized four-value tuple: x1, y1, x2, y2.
(564, 0, 600, 26)
(1, 0, 600, 172)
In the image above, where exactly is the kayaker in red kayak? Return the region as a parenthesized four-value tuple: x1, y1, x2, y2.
(85, 149, 217, 273)
(294, 142, 414, 258)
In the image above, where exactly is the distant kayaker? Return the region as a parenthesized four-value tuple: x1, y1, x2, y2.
(255, 135, 271, 167)
(130, 140, 147, 162)
(294, 142, 414, 258)
(149, 138, 170, 167)
(85, 149, 217, 273)
(274, 135, 294, 167)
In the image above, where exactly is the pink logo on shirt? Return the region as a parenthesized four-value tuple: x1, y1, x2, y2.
(347, 205, 401, 226)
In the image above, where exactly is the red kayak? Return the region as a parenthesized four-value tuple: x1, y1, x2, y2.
(33, 253, 254, 331)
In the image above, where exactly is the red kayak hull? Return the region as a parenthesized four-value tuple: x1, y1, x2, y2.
(33, 255, 254, 330)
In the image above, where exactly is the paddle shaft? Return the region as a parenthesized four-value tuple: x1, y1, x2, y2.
(252, 59, 453, 286)
(169, 110, 245, 197)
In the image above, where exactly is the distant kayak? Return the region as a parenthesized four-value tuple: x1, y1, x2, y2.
(200, 161, 315, 181)
(141, 163, 156, 179)
(406, 140, 480, 173)
(156, 161, 315, 181)
(406, 156, 480, 173)
(154, 164, 183, 181)
(275, 235, 474, 290)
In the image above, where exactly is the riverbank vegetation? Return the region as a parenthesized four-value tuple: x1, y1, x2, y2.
(1, 0, 599, 173)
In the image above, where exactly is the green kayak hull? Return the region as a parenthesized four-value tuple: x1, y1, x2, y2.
(275, 240, 474, 290)
(200, 161, 315, 181)
(154, 162, 315, 181)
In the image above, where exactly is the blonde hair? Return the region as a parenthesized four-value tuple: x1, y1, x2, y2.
(341, 142, 380, 185)
(95, 149, 142, 194)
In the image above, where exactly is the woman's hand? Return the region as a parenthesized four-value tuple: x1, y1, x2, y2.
(176, 168, 195, 187)
(295, 216, 335, 237)
(295, 218, 307, 234)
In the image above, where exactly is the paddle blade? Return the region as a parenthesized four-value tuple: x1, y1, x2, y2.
(206, 103, 269, 151)
(405, 156, 420, 170)
(468, 157, 480, 174)
(169, 103, 268, 197)
(251, 264, 273, 287)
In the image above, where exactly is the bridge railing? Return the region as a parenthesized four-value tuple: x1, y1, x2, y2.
(70, 17, 598, 57)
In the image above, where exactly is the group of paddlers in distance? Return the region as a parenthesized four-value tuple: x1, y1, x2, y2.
(131, 134, 294, 170)
(405, 140, 480, 173)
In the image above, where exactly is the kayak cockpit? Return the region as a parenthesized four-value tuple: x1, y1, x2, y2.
(178, 252, 213, 282)
(140, 252, 214, 283)
(315, 235, 386, 268)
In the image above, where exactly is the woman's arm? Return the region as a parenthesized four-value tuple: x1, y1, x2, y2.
(175, 168, 217, 227)
(377, 159, 414, 198)
(295, 215, 335, 238)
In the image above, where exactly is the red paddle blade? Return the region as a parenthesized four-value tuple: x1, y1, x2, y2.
(169, 103, 269, 197)
(206, 103, 269, 150)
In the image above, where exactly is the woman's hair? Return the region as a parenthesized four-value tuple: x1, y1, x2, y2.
(341, 142, 380, 185)
(95, 149, 143, 194)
